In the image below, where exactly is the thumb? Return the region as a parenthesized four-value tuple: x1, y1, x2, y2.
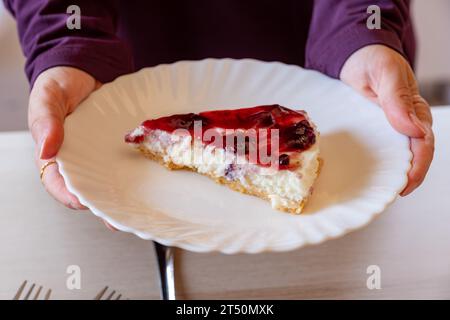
(377, 66, 426, 138)
(29, 81, 66, 160)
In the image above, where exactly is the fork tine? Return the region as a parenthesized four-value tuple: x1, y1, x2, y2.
(94, 286, 108, 300)
(23, 283, 35, 300)
(115, 294, 122, 300)
(106, 290, 116, 300)
(44, 289, 51, 300)
(33, 286, 43, 300)
(13, 280, 27, 300)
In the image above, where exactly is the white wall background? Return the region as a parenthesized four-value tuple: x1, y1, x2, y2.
(0, 2, 28, 131)
(413, 0, 450, 83)
(0, 1, 449, 131)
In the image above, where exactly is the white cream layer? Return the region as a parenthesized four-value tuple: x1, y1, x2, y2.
(128, 128, 319, 212)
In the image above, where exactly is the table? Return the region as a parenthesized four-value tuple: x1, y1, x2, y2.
(0, 108, 449, 299)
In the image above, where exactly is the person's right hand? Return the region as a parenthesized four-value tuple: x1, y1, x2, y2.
(30, 66, 100, 210)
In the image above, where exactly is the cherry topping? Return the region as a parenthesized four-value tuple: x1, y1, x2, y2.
(248, 111, 274, 127)
(229, 134, 256, 155)
(278, 154, 290, 166)
(168, 113, 207, 130)
(282, 120, 315, 150)
(127, 104, 316, 169)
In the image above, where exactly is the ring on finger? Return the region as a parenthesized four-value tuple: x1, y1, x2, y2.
(40, 160, 57, 182)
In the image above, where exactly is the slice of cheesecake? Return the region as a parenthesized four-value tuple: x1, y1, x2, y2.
(125, 104, 320, 213)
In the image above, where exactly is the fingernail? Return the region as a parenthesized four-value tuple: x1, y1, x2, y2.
(39, 136, 47, 159)
(409, 112, 427, 136)
(68, 201, 87, 210)
(104, 221, 117, 231)
(67, 202, 77, 210)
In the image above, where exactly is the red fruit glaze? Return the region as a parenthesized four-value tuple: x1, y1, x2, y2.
(125, 105, 316, 169)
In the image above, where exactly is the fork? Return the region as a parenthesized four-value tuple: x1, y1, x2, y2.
(13, 280, 51, 300)
(94, 286, 126, 300)
(153, 241, 176, 300)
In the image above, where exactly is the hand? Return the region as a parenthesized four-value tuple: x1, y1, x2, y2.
(30, 66, 99, 209)
(340, 45, 434, 196)
(31, 67, 117, 230)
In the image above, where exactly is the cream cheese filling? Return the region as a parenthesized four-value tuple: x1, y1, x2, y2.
(129, 128, 319, 211)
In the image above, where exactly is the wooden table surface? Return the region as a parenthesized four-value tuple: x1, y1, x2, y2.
(0, 108, 449, 300)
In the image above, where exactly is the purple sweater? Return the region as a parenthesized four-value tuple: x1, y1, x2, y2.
(4, 0, 415, 86)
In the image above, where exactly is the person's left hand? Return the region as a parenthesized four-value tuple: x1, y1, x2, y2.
(340, 44, 434, 196)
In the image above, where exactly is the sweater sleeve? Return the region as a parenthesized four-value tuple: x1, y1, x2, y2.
(305, 0, 415, 79)
(3, 0, 133, 86)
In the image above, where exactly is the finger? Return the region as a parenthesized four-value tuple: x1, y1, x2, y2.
(377, 65, 426, 138)
(103, 220, 118, 231)
(39, 159, 88, 210)
(412, 93, 433, 126)
(95, 81, 103, 90)
(400, 126, 435, 196)
(29, 81, 67, 160)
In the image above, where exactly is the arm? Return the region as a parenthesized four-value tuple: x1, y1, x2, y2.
(4, 0, 133, 213)
(305, 0, 415, 78)
(4, 0, 133, 85)
(306, 0, 433, 195)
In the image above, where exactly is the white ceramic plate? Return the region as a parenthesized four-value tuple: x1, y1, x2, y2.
(57, 59, 411, 254)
